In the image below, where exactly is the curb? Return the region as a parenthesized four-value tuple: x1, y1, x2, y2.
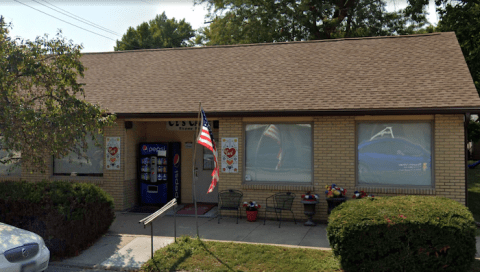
(50, 261, 140, 271)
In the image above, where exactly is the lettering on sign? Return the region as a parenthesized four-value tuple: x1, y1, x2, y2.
(167, 121, 199, 131)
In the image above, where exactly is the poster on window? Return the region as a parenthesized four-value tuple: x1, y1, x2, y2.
(221, 138, 238, 173)
(106, 137, 120, 170)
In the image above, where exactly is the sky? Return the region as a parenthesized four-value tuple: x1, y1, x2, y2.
(1, 0, 440, 53)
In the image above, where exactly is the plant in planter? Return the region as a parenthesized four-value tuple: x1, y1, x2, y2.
(243, 201, 261, 222)
(352, 190, 374, 199)
(301, 192, 320, 226)
(301, 191, 319, 201)
(325, 184, 347, 214)
(325, 184, 347, 198)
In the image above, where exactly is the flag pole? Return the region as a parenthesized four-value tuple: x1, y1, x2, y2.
(192, 102, 202, 237)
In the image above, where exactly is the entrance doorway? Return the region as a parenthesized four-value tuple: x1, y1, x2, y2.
(194, 145, 218, 203)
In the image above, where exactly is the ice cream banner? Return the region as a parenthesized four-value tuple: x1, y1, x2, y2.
(106, 137, 120, 170)
(221, 138, 238, 173)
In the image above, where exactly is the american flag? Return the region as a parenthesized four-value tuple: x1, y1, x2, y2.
(196, 108, 219, 193)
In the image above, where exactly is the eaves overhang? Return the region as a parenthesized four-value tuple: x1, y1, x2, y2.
(114, 107, 480, 119)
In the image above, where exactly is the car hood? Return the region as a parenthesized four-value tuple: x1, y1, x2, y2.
(0, 223, 43, 255)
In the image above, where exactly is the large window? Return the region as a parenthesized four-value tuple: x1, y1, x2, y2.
(245, 124, 312, 183)
(53, 135, 104, 176)
(357, 122, 432, 186)
(0, 137, 21, 176)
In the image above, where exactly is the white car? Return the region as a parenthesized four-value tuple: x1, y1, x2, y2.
(0, 222, 50, 272)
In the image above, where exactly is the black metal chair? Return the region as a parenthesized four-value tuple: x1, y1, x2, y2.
(264, 192, 296, 228)
(218, 189, 243, 224)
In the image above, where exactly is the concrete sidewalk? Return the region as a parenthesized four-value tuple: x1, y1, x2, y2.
(49, 211, 331, 271)
(48, 211, 480, 271)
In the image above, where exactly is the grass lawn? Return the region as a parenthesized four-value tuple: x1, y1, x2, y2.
(138, 168, 480, 272)
(141, 236, 341, 272)
(468, 161, 480, 223)
(141, 236, 480, 272)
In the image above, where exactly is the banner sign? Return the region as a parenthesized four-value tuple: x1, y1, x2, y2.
(221, 138, 238, 173)
(106, 137, 121, 170)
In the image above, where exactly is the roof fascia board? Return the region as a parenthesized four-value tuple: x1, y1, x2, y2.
(116, 107, 480, 119)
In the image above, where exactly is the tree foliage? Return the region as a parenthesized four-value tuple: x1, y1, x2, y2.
(0, 18, 116, 171)
(195, 0, 434, 45)
(437, 0, 480, 95)
(114, 12, 195, 51)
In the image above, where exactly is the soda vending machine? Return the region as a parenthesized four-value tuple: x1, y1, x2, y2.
(138, 142, 181, 206)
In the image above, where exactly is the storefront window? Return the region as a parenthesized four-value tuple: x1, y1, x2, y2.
(0, 137, 21, 176)
(245, 124, 312, 183)
(357, 122, 432, 186)
(53, 134, 104, 176)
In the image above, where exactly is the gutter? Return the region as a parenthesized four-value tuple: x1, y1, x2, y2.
(115, 107, 480, 119)
(466, 113, 470, 207)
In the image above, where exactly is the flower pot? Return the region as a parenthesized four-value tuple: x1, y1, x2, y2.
(326, 197, 347, 214)
(301, 200, 318, 226)
(246, 210, 258, 222)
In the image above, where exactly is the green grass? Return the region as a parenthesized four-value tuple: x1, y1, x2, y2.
(140, 236, 480, 272)
(468, 161, 480, 223)
(140, 236, 342, 272)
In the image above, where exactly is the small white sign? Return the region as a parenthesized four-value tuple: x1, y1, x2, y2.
(221, 138, 238, 173)
(106, 137, 120, 170)
(185, 142, 193, 149)
(157, 150, 167, 157)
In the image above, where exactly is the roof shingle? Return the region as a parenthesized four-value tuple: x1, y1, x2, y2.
(79, 32, 480, 115)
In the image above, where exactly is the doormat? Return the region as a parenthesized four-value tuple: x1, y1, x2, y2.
(128, 206, 162, 214)
(176, 203, 216, 215)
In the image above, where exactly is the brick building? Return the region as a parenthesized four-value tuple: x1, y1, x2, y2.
(2, 32, 479, 222)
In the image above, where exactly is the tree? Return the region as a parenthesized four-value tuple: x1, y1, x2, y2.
(194, 0, 433, 45)
(437, 0, 480, 95)
(114, 12, 195, 51)
(0, 17, 116, 171)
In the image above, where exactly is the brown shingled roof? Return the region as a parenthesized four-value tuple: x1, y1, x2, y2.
(79, 32, 480, 116)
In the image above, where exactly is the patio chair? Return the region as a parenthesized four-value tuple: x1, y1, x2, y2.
(264, 192, 296, 228)
(218, 189, 243, 224)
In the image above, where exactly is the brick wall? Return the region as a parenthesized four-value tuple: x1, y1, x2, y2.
(3, 114, 466, 216)
(434, 114, 465, 203)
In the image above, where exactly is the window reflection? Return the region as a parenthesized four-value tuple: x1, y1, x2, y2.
(245, 124, 312, 183)
(357, 122, 432, 186)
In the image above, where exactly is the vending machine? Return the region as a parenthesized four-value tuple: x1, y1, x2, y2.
(138, 142, 181, 206)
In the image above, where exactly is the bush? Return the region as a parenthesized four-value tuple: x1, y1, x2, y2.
(327, 196, 476, 272)
(0, 180, 115, 259)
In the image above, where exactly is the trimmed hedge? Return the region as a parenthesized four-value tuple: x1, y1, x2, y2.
(327, 196, 476, 272)
(0, 180, 115, 259)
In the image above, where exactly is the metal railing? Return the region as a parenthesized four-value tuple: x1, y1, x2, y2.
(139, 198, 178, 259)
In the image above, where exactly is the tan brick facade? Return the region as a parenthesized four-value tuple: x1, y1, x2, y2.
(1, 114, 467, 218)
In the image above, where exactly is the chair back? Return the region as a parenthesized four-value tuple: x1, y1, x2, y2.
(218, 189, 243, 209)
(274, 192, 295, 210)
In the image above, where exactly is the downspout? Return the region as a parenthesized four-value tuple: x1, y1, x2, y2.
(465, 113, 470, 207)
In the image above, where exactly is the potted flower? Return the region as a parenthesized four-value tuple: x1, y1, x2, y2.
(243, 201, 261, 222)
(301, 191, 319, 201)
(325, 184, 347, 214)
(352, 190, 374, 199)
(301, 192, 319, 226)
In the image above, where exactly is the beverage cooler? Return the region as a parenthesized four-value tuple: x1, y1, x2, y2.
(138, 142, 181, 206)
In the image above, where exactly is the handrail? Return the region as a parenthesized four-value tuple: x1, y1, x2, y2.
(139, 198, 177, 226)
(138, 198, 178, 260)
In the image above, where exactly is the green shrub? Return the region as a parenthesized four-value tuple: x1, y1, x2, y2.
(0, 180, 115, 259)
(327, 196, 476, 272)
